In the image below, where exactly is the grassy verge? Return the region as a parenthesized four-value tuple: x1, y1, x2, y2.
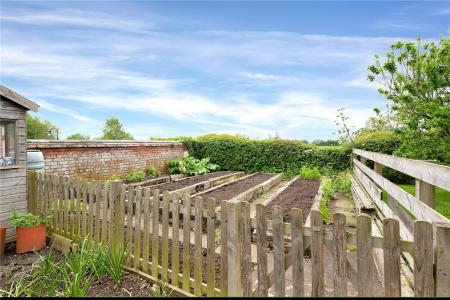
(320, 172, 352, 224)
(382, 184, 450, 219)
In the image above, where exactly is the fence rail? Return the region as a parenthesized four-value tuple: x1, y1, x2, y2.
(28, 170, 450, 297)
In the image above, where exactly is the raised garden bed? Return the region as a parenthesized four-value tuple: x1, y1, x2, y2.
(196, 173, 281, 207)
(132, 174, 187, 188)
(265, 178, 321, 222)
(148, 171, 240, 195)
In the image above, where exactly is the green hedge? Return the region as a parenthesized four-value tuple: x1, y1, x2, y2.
(184, 138, 351, 176)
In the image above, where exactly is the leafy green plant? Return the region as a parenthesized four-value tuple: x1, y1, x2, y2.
(63, 238, 95, 297)
(123, 171, 145, 183)
(107, 174, 121, 181)
(89, 243, 108, 280)
(169, 156, 219, 175)
(105, 242, 129, 284)
(320, 177, 334, 223)
(299, 166, 321, 180)
(145, 165, 161, 177)
(148, 282, 171, 297)
(9, 211, 51, 228)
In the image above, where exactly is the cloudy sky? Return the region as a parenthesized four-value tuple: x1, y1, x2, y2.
(1, 1, 449, 140)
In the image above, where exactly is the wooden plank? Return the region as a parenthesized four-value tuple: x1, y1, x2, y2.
(435, 222, 450, 296)
(352, 167, 377, 210)
(102, 182, 109, 244)
(69, 178, 76, 239)
(272, 205, 285, 297)
(26, 171, 37, 214)
(383, 218, 401, 296)
(53, 175, 60, 235)
(161, 191, 170, 283)
(182, 193, 191, 292)
(64, 177, 70, 238)
(194, 196, 203, 296)
(125, 185, 133, 266)
(94, 182, 101, 244)
(386, 194, 414, 233)
(206, 197, 216, 297)
(88, 181, 95, 242)
(374, 162, 382, 174)
(413, 221, 434, 297)
(415, 179, 435, 208)
(353, 148, 450, 191)
(142, 188, 151, 273)
(220, 200, 229, 296)
(133, 187, 142, 270)
(356, 214, 373, 296)
(58, 176, 64, 235)
(333, 213, 347, 296)
(241, 201, 252, 297)
(118, 183, 126, 247)
(256, 204, 268, 296)
(227, 202, 242, 296)
(171, 192, 180, 288)
(151, 188, 160, 278)
(311, 210, 324, 297)
(353, 158, 449, 224)
(291, 208, 304, 297)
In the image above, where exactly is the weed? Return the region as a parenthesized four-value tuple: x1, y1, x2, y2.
(105, 242, 129, 284)
(145, 166, 161, 177)
(169, 156, 218, 175)
(299, 166, 321, 180)
(123, 171, 145, 183)
(148, 282, 171, 297)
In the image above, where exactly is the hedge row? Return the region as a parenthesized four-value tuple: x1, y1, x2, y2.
(184, 139, 352, 176)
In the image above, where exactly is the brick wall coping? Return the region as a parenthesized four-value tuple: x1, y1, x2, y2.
(27, 140, 184, 149)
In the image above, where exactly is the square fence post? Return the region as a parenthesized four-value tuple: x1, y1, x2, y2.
(227, 202, 242, 296)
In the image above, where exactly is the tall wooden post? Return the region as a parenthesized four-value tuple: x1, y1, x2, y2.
(27, 170, 38, 214)
(415, 179, 435, 209)
(374, 162, 382, 175)
(227, 202, 242, 296)
(435, 222, 450, 296)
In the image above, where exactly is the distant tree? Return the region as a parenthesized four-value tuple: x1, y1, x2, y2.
(312, 139, 340, 146)
(67, 133, 90, 140)
(367, 36, 450, 162)
(26, 113, 59, 139)
(100, 117, 133, 140)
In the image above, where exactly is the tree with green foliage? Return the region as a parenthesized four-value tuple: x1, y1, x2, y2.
(100, 117, 133, 140)
(367, 36, 450, 163)
(26, 113, 59, 140)
(67, 133, 90, 140)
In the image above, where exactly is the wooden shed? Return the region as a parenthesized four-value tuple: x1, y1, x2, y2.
(0, 85, 39, 242)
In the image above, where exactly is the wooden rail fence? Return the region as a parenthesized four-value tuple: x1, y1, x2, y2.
(28, 170, 450, 297)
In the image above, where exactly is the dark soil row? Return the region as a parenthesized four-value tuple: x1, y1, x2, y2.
(151, 171, 235, 192)
(199, 173, 276, 205)
(265, 179, 321, 222)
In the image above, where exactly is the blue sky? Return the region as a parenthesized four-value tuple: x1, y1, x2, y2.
(1, 1, 449, 140)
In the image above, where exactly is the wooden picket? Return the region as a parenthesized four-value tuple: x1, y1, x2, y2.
(31, 172, 450, 297)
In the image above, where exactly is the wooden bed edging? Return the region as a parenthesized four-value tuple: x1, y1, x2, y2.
(228, 173, 282, 204)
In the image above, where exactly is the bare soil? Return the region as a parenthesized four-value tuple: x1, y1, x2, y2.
(151, 171, 235, 192)
(200, 173, 276, 205)
(265, 179, 321, 222)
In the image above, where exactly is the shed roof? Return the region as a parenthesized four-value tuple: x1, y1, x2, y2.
(0, 84, 39, 112)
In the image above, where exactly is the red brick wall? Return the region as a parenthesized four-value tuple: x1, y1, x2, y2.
(27, 140, 187, 179)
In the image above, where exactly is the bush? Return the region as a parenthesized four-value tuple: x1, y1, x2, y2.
(9, 211, 51, 227)
(350, 130, 400, 154)
(123, 171, 145, 183)
(184, 138, 350, 175)
(299, 166, 321, 180)
(169, 156, 219, 175)
(145, 166, 161, 177)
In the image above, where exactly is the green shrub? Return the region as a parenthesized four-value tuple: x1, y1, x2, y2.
(9, 211, 51, 228)
(145, 166, 161, 177)
(184, 138, 350, 174)
(299, 166, 321, 180)
(351, 130, 400, 154)
(169, 156, 219, 175)
(123, 171, 145, 183)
